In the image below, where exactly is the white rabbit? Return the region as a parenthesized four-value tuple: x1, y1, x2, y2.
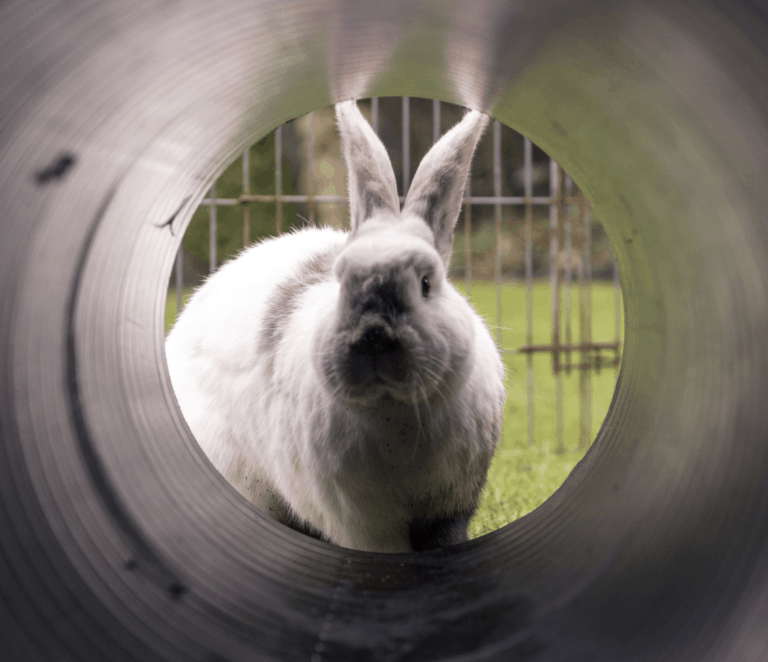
(165, 101, 505, 553)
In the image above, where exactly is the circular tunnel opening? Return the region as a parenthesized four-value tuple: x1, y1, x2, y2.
(163, 96, 625, 547)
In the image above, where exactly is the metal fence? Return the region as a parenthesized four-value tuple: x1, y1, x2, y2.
(170, 97, 622, 452)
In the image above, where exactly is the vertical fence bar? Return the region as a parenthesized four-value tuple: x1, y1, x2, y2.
(564, 174, 573, 374)
(175, 244, 183, 318)
(432, 99, 441, 144)
(450, 99, 471, 295)
(372, 97, 379, 135)
(307, 111, 315, 226)
(368, 98, 379, 230)
(402, 96, 410, 197)
(524, 137, 535, 447)
(549, 161, 560, 369)
(550, 160, 563, 452)
(579, 190, 593, 450)
(242, 148, 250, 247)
(464, 174, 473, 297)
(275, 125, 283, 234)
(209, 182, 217, 274)
(613, 251, 621, 368)
(493, 120, 502, 348)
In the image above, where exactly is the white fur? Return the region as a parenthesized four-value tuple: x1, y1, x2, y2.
(166, 102, 505, 552)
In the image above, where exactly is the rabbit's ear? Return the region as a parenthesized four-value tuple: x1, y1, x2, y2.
(336, 100, 400, 231)
(403, 110, 489, 266)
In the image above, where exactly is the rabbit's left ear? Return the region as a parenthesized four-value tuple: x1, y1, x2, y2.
(403, 110, 489, 267)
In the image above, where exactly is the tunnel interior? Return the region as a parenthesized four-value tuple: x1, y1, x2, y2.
(2, 1, 768, 660)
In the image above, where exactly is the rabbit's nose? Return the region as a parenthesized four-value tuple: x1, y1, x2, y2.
(351, 323, 398, 355)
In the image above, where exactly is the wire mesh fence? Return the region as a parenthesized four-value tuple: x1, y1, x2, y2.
(168, 97, 623, 452)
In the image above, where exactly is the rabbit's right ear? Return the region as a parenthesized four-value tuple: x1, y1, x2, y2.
(336, 100, 400, 231)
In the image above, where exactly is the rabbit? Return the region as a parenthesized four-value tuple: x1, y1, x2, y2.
(165, 100, 506, 553)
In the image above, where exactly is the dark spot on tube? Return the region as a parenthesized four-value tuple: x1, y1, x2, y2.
(35, 153, 76, 185)
(157, 195, 191, 235)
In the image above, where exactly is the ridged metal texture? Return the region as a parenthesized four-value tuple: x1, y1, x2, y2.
(2, 1, 768, 660)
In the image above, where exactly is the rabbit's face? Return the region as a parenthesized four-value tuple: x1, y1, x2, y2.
(322, 100, 488, 409)
(317, 218, 473, 407)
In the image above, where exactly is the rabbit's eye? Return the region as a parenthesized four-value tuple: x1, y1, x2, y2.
(421, 275, 431, 298)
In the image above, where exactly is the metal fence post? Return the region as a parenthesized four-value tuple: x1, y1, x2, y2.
(564, 174, 574, 374)
(175, 244, 183, 315)
(209, 182, 217, 274)
(524, 137, 535, 447)
(402, 97, 410, 197)
(432, 99, 440, 144)
(372, 97, 379, 135)
(275, 125, 283, 234)
(242, 148, 250, 246)
(614, 252, 622, 368)
(550, 161, 563, 453)
(579, 190, 593, 451)
(307, 111, 315, 226)
(493, 120, 503, 348)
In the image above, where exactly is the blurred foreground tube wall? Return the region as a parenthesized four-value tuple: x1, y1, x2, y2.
(1, 1, 768, 660)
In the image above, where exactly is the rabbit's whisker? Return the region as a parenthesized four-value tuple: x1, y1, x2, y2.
(420, 361, 452, 414)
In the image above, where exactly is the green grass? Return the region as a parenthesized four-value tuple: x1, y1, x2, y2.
(165, 288, 194, 335)
(166, 280, 623, 539)
(459, 281, 622, 537)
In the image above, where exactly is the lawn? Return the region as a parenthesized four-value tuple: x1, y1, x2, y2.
(165, 280, 623, 540)
(456, 281, 623, 538)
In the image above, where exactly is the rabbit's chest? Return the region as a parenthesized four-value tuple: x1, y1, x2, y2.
(306, 400, 490, 524)
(337, 417, 473, 495)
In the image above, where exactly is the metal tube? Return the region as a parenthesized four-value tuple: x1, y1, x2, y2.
(8, 4, 768, 660)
